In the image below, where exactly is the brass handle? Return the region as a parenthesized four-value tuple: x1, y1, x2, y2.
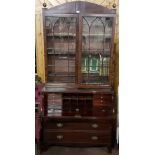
(75, 108, 79, 112)
(101, 96, 103, 99)
(91, 123, 98, 128)
(100, 100, 103, 103)
(56, 123, 63, 128)
(91, 136, 98, 140)
(112, 96, 114, 100)
(113, 109, 115, 113)
(56, 135, 63, 140)
(102, 109, 105, 112)
(74, 115, 81, 118)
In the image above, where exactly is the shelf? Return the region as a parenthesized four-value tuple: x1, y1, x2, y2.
(47, 48, 75, 51)
(46, 33, 76, 37)
(82, 74, 103, 77)
(47, 52, 75, 55)
(48, 73, 75, 77)
(82, 50, 111, 57)
(81, 76, 109, 83)
(48, 64, 75, 67)
(48, 56, 75, 60)
(82, 34, 112, 37)
(46, 33, 112, 38)
(82, 49, 110, 52)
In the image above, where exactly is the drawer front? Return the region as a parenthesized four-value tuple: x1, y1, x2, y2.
(93, 94, 113, 106)
(44, 120, 112, 130)
(93, 94, 112, 100)
(48, 93, 62, 99)
(93, 106, 114, 116)
(43, 130, 112, 145)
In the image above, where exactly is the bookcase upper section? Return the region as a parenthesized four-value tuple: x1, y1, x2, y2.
(43, 1, 116, 88)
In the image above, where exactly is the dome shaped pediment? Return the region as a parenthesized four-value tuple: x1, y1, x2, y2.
(43, 1, 116, 15)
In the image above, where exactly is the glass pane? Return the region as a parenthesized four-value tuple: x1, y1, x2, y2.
(81, 17, 112, 84)
(45, 16, 76, 83)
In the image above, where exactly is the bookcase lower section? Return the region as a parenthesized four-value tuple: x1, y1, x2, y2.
(41, 88, 115, 153)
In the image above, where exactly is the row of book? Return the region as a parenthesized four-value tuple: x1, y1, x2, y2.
(47, 94, 62, 116)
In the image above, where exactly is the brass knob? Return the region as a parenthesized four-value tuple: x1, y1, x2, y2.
(113, 109, 115, 113)
(74, 115, 81, 118)
(75, 108, 79, 112)
(101, 96, 103, 99)
(91, 136, 98, 140)
(100, 100, 103, 103)
(56, 123, 63, 128)
(91, 123, 98, 128)
(56, 135, 63, 140)
(102, 109, 105, 112)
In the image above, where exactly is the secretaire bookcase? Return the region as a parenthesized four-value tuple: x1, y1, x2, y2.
(41, 1, 116, 153)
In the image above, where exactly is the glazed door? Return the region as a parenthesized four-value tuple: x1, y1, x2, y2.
(80, 15, 114, 86)
(44, 15, 78, 83)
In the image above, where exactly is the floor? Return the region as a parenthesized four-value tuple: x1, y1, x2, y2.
(39, 146, 119, 155)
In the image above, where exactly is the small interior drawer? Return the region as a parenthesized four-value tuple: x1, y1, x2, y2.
(93, 94, 113, 106)
(93, 106, 114, 116)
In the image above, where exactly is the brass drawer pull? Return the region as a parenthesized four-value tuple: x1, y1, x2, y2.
(56, 123, 63, 128)
(100, 100, 103, 103)
(91, 136, 98, 140)
(56, 135, 63, 140)
(74, 115, 81, 118)
(91, 123, 98, 128)
(102, 109, 105, 112)
(75, 108, 79, 112)
(112, 96, 114, 100)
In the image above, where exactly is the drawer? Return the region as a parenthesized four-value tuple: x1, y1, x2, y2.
(93, 94, 112, 100)
(44, 121, 112, 130)
(43, 130, 112, 145)
(93, 106, 114, 116)
(48, 93, 62, 100)
(93, 94, 113, 106)
(93, 99, 113, 106)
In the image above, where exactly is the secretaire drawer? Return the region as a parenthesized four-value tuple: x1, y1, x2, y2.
(43, 130, 112, 144)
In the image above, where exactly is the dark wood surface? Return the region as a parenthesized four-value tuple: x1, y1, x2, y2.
(42, 83, 114, 93)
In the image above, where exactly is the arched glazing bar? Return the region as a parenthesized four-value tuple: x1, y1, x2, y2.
(45, 16, 76, 83)
(81, 16, 113, 84)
